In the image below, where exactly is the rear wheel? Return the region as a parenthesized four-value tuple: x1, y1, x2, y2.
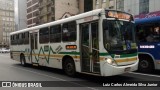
(138, 58, 154, 72)
(20, 55, 26, 67)
(64, 58, 76, 77)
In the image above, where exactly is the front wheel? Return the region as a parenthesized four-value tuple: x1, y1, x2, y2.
(138, 58, 154, 72)
(64, 59, 76, 77)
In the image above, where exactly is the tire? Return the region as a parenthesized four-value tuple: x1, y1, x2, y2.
(64, 58, 76, 77)
(20, 55, 27, 67)
(138, 58, 154, 72)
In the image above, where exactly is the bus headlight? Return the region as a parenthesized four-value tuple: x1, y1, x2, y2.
(105, 58, 117, 66)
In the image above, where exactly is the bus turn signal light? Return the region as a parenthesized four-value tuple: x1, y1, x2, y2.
(66, 45, 77, 50)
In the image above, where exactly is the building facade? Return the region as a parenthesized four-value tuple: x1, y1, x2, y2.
(91, 0, 160, 18)
(0, 0, 15, 48)
(122, 0, 160, 16)
(38, 0, 55, 24)
(27, 0, 39, 28)
(14, 0, 27, 30)
(38, 0, 79, 25)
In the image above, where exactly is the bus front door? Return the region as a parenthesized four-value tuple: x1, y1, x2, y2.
(80, 22, 100, 74)
(30, 32, 38, 64)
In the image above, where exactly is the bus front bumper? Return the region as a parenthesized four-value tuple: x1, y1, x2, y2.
(102, 60, 139, 76)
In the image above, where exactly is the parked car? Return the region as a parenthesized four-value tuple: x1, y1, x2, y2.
(0, 48, 10, 53)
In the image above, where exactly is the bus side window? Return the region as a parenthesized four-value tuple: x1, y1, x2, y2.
(24, 32, 29, 44)
(62, 21, 76, 42)
(16, 34, 20, 45)
(39, 27, 49, 44)
(50, 25, 61, 43)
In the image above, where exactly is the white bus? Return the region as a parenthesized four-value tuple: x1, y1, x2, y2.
(10, 9, 138, 76)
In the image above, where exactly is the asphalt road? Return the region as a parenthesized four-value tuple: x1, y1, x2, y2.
(0, 53, 160, 90)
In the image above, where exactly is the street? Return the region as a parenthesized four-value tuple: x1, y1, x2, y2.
(0, 53, 160, 90)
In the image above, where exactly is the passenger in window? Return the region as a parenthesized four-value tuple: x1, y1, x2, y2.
(146, 28, 154, 42)
(63, 28, 69, 41)
(146, 34, 154, 42)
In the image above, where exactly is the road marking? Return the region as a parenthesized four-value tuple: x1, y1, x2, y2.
(11, 66, 98, 90)
(129, 72, 160, 78)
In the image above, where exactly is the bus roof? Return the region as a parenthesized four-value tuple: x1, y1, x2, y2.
(10, 9, 104, 35)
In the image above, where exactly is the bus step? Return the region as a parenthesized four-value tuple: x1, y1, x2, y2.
(32, 63, 39, 67)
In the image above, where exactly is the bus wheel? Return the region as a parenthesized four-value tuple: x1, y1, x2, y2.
(64, 58, 76, 77)
(21, 56, 26, 67)
(138, 58, 153, 72)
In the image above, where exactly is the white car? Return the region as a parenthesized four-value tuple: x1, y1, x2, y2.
(0, 48, 10, 53)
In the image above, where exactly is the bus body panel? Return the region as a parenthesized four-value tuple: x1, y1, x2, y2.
(138, 41, 160, 70)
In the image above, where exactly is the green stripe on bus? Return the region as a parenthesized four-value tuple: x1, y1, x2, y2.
(59, 52, 80, 55)
(120, 53, 138, 58)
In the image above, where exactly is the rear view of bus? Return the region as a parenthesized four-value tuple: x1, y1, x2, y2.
(101, 10, 138, 76)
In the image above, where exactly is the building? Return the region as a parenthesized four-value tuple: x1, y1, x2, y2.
(114, 0, 160, 30)
(38, 0, 79, 25)
(27, 0, 39, 28)
(79, 0, 123, 13)
(38, 0, 54, 24)
(14, 0, 27, 30)
(0, 0, 15, 48)
(93, 0, 125, 10)
(54, 0, 79, 20)
(92, 0, 160, 19)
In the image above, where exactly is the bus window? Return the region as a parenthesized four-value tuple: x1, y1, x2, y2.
(12, 35, 16, 45)
(103, 20, 136, 52)
(19, 33, 23, 45)
(10, 35, 12, 45)
(50, 25, 61, 43)
(24, 32, 29, 44)
(39, 27, 49, 44)
(16, 34, 20, 45)
(62, 21, 76, 42)
(137, 26, 160, 43)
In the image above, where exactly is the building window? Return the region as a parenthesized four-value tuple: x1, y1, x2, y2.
(84, 0, 93, 12)
(139, 0, 149, 14)
(109, 0, 114, 9)
(103, 0, 106, 3)
(117, 0, 124, 11)
(96, 0, 99, 5)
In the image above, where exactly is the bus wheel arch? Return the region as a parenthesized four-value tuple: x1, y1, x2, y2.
(62, 56, 76, 76)
(20, 53, 26, 66)
(138, 54, 155, 72)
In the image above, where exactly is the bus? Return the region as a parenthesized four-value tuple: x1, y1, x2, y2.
(135, 15, 160, 72)
(10, 9, 138, 76)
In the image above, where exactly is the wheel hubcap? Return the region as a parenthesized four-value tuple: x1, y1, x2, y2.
(66, 63, 73, 72)
(140, 60, 149, 68)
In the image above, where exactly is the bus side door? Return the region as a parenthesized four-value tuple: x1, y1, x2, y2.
(80, 21, 100, 73)
(30, 32, 38, 64)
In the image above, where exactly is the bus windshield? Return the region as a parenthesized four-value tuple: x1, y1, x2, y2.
(103, 20, 136, 54)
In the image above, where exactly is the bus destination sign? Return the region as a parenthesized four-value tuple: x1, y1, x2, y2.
(106, 10, 133, 21)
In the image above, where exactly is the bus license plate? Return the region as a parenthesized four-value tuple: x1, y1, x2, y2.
(124, 67, 131, 72)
